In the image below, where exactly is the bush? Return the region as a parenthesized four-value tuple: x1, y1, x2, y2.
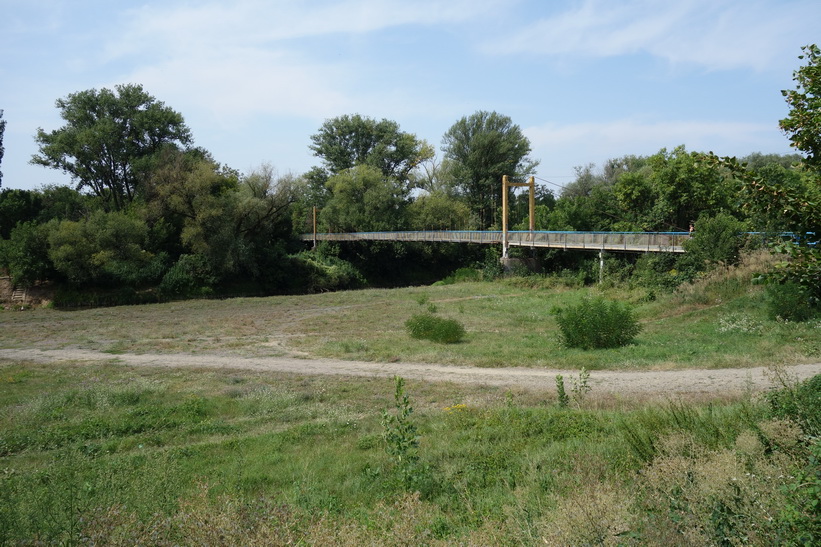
(3, 220, 55, 287)
(435, 267, 481, 285)
(553, 296, 642, 349)
(405, 313, 465, 344)
(682, 212, 749, 268)
(766, 281, 820, 322)
(288, 251, 365, 293)
(159, 254, 216, 298)
(767, 373, 821, 436)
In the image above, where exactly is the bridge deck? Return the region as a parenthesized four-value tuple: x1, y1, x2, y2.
(302, 230, 688, 253)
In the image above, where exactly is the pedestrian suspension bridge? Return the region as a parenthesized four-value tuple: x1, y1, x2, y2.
(302, 176, 689, 255)
(302, 230, 688, 253)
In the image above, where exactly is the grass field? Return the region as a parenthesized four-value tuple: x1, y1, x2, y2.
(1, 256, 820, 544)
(1, 255, 820, 371)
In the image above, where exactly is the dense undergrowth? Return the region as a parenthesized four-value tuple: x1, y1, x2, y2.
(0, 362, 818, 545)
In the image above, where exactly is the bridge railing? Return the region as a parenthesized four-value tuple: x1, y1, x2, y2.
(303, 230, 689, 252)
(506, 231, 689, 252)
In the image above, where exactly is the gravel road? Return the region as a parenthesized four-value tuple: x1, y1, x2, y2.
(2, 348, 819, 396)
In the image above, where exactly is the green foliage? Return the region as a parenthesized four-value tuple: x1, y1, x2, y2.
(628, 252, 691, 291)
(553, 296, 642, 349)
(551, 147, 736, 233)
(309, 114, 432, 182)
(158, 254, 216, 298)
(320, 165, 409, 232)
(766, 281, 820, 322)
(780, 44, 821, 169)
(47, 210, 158, 286)
(0, 189, 43, 239)
(767, 373, 821, 436)
(682, 212, 748, 267)
(405, 313, 466, 344)
(0, 360, 816, 544)
(442, 110, 539, 228)
(381, 377, 422, 487)
(2, 221, 54, 287)
(435, 267, 482, 285)
(777, 439, 821, 545)
(407, 190, 472, 230)
(555, 375, 569, 408)
(570, 367, 591, 407)
(31, 84, 192, 211)
(288, 250, 365, 293)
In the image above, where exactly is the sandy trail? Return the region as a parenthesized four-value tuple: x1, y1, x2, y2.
(1, 348, 819, 395)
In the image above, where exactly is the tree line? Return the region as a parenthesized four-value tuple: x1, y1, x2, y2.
(0, 45, 819, 308)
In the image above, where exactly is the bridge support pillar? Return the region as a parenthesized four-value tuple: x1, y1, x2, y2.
(500, 257, 541, 274)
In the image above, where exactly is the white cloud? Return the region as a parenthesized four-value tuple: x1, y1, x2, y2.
(107, 0, 506, 58)
(492, 0, 817, 71)
(97, 0, 509, 122)
(122, 48, 352, 124)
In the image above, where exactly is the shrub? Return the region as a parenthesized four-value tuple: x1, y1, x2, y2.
(767, 373, 821, 436)
(766, 281, 820, 322)
(682, 212, 749, 268)
(553, 296, 641, 349)
(159, 254, 216, 298)
(435, 267, 481, 285)
(288, 251, 365, 293)
(405, 313, 465, 344)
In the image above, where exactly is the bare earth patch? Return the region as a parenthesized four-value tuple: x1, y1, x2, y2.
(1, 347, 818, 396)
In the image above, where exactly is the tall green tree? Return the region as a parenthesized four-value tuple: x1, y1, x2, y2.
(780, 44, 821, 169)
(703, 45, 821, 307)
(309, 114, 432, 183)
(320, 165, 409, 232)
(408, 191, 472, 230)
(47, 210, 157, 286)
(441, 111, 538, 228)
(612, 146, 736, 231)
(145, 150, 295, 283)
(0, 189, 43, 239)
(31, 84, 192, 211)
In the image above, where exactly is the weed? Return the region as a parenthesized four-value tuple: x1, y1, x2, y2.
(555, 375, 569, 408)
(381, 377, 422, 488)
(570, 367, 591, 407)
(766, 370, 821, 436)
(717, 312, 763, 334)
(777, 438, 821, 544)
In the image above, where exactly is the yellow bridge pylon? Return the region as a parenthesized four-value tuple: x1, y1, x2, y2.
(501, 175, 535, 259)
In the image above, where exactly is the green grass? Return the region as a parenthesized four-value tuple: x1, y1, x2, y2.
(1, 361, 817, 544)
(1, 275, 818, 370)
(1, 259, 820, 542)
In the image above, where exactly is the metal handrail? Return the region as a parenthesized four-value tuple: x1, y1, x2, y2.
(301, 230, 689, 253)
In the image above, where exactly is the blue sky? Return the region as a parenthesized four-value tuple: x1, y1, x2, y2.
(2, 0, 818, 193)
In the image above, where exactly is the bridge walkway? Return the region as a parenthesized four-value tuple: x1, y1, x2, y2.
(302, 230, 688, 253)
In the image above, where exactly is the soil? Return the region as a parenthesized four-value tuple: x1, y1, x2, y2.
(1, 347, 819, 396)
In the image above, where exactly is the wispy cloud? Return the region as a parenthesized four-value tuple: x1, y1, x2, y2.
(492, 0, 815, 71)
(98, 0, 507, 121)
(107, 0, 506, 57)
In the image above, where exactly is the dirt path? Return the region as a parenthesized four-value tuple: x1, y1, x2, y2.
(2, 348, 819, 396)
